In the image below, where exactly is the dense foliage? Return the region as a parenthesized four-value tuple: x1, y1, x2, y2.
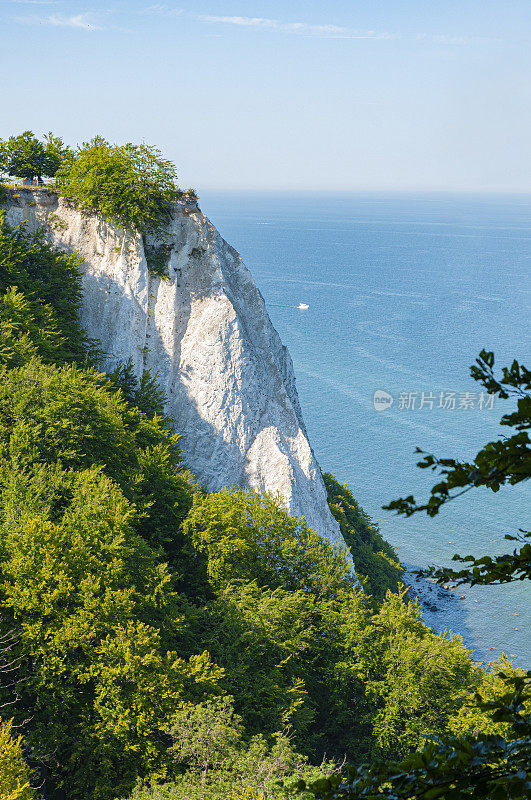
(0, 202, 524, 800)
(129, 696, 327, 800)
(301, 669, 531, 800)
(0, 131, 69, 182)
(324, 474, 403, 601)
(0, 357, 223, 796)
(0, 213, 97, 366)
(55, 137, 180, 233)
(183, 487, 355, 598)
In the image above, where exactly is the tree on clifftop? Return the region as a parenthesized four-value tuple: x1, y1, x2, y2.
(0, 131, 69, 182)
(55, 137, 181, 233)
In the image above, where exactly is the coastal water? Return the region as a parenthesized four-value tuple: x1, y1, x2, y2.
(200, 192, 531, 668)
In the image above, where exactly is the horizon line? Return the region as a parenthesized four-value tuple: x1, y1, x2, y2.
(196, 187, 531, 196)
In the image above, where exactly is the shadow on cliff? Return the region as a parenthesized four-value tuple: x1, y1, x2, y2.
(82, 253, 250, 495)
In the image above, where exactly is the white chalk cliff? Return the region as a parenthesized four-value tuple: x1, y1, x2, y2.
(4, 189, 344, 548)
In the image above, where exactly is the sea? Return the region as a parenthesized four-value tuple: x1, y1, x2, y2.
(200, 191, 531, 668)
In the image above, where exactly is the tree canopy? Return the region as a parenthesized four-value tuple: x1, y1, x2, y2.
(300, 668, 531, 800)
(0, 131, 69, 181)
(183, 487, 355, 598)
(55, 137, 180, 233)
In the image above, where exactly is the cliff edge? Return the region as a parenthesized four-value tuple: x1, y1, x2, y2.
(4, 188, 344, 547)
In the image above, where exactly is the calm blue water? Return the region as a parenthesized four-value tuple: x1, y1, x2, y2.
(200, 192, 531, 668)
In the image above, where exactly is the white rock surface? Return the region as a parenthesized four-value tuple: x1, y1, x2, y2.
(4, 190, 345, 549)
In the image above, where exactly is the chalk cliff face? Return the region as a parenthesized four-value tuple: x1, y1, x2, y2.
(4, 189, 344, 548)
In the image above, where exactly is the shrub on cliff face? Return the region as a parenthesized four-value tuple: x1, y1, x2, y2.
(56, 137, 180, 233)
(324, 474, 403, 601)
(0, 212, 96, 365)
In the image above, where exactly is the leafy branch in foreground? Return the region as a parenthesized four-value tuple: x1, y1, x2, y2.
(295, 350, 531, 799)
(424, 529, 531, 587)
(384, 350, 530, 586)
(385, 351, 530, 518)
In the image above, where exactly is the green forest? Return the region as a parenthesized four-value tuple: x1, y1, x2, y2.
(0, 135, 529, 800)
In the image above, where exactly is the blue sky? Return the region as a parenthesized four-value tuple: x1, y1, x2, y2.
(1, 0, 530, 191)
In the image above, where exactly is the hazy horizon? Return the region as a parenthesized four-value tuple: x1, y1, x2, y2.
(200, 188, 531, 196)
(1, 0, 530, 193)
